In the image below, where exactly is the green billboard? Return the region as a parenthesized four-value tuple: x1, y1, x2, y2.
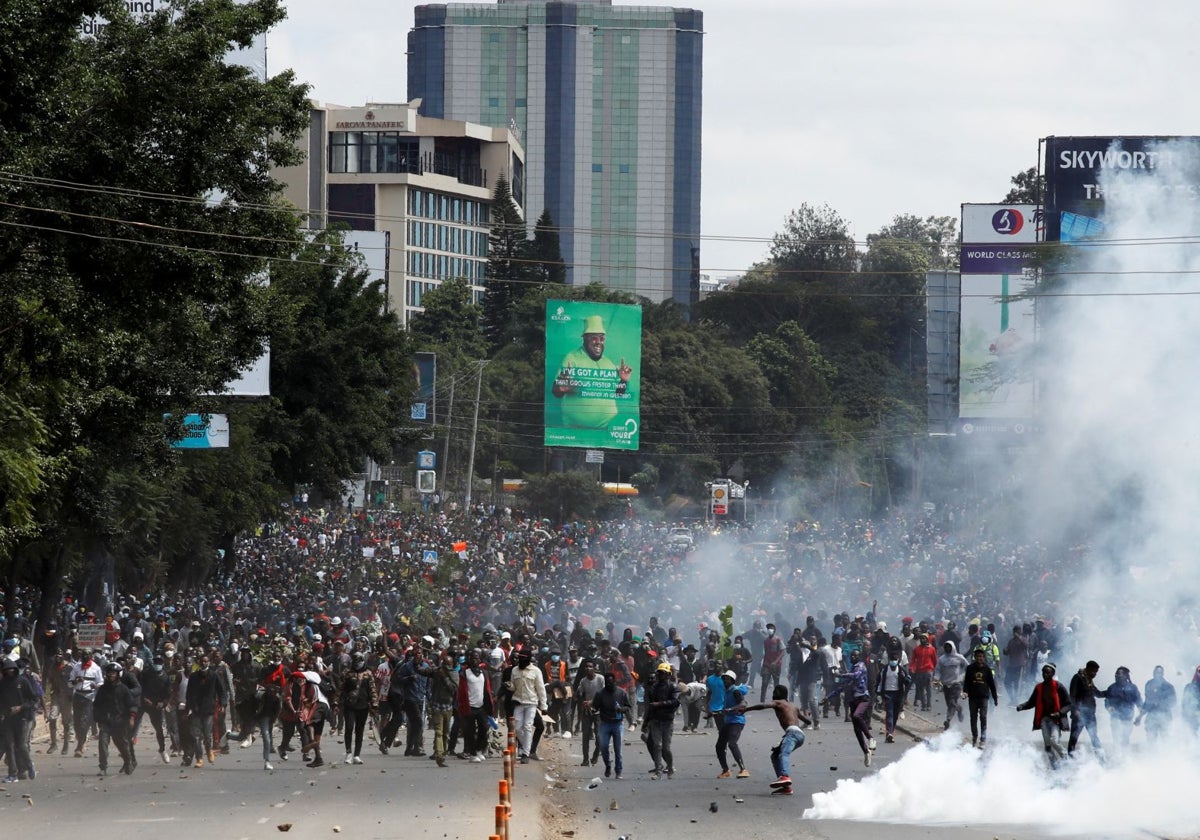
(544, 300, 641, 450)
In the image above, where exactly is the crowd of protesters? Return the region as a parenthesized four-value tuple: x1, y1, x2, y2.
(2, 499, 1200, 783)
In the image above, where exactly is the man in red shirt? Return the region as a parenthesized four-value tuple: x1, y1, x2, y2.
(1016, 663, 1071, 767)
(909, 634, 937, 712)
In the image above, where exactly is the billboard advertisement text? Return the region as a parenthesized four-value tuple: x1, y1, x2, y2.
(544, 300, 641, 450)
(958, 204, 1039, 430)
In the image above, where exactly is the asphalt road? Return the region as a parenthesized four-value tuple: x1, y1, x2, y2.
(3, 696, 1193, 840)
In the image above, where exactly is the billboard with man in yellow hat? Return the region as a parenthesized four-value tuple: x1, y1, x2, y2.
(544, 300, 641, 450)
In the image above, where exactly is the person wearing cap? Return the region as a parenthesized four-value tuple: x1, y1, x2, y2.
(0, 658, 39, 782)
(550, 312, 634, 429)
(643, 662, 681, 779)
(711, 670, 751, 778)
(92, 662, 137, 776)
(1016, 662, 1072, 767)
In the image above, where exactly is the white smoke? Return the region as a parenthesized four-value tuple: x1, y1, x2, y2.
(804, 139, 1200, 836)
(805, 729, 1200, 836)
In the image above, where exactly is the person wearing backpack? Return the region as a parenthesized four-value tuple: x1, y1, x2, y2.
(341, 652, 379, 765)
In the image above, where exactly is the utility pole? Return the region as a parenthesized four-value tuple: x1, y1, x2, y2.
(441, 376, 455, 500)
(464, 359, 489, 510)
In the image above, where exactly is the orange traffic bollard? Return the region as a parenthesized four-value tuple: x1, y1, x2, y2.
(495, 804, 508, 840)
(499, 778, 511, 816)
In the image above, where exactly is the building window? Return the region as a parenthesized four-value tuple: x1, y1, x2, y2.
(592, 163, 603, 173)
(488, 97, 500, 107)
(329, 131, 419, 174)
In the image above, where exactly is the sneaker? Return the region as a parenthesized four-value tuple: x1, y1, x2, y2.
(943, 720, 951, 731)
(885, 734, 895, 743)
(160, 751, 170, 764)
(649, 772, 661, 780)
(471, 755, 484, 763)
(194, 758, 204, 768)
(307, 758, 324, 768)
(604, 765, 612, 778)
(520, 755, 529, 765)
(345, 754, 354, 765)
(580, 758, 590, 767)
(27, 766, 35, 780)
(352, 756, 364, 765)
(667, 768, 675, 779)
(46, 744, 57, 755)
(241, 736, 255, 749)
(615, 773, 622, 780)
(717, 770, 732, 779)
(529, 752, 541, 761)
(770, 775, 792, 788)
(265, 761, 274, 771)
(737, 768, 750, 779)
(771, 786, 793, 795)
(207, 750, 216, 764)
(864, 751, 871, 767)
(868, 738, 877, 751)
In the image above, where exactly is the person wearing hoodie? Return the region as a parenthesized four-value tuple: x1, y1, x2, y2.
(935, 640, 968, 730)
(1102, 666, 1142, 759)
(963, 647, 999, 747)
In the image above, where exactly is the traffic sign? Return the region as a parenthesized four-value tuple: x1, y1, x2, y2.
(416, 469, 437, 493)
(417, 450, 436, 469)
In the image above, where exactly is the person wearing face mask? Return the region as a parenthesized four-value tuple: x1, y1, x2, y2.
(875, 643, 913, 745)
(759, 623, 785, 704)
(543, 649, 569, 733)
(184, 653, 222, 767)
(92, 662, 137, 776)
(138, 654, 172, 764)
(506, 649, 547, 764)
(69, 648, 104, 758)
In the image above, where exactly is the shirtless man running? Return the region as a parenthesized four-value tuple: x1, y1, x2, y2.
(744, 684, 812, 795)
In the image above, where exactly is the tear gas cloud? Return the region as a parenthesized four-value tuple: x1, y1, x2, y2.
(801, 139, 1200, 835)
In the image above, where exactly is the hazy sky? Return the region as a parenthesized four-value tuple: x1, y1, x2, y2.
(269, 0, 1200, 276)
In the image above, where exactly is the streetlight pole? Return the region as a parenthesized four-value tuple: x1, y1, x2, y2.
(463, 359, 489, 510)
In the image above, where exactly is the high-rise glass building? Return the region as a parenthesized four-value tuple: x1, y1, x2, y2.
(408, 0, 703, 308)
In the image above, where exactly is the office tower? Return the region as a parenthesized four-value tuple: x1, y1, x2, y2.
(409, 0, 703, 308)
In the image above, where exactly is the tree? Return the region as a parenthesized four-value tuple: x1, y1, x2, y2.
(408, 276, 488, 367)
(527, 208, 566, 286)
(481, 174, 528, 352)
(518, 472, 605, 520)
(0, 0, 311, 614)
(1003, 166, 1044, 204)
(769, 203, 858, 286)
(265, 230, 419, 497)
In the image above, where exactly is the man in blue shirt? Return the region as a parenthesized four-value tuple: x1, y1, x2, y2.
(704, 663, 725, 730)
(709, 671, 750, 778)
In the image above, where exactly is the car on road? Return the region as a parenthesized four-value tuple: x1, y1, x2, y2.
(667, 527, 694, 548)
